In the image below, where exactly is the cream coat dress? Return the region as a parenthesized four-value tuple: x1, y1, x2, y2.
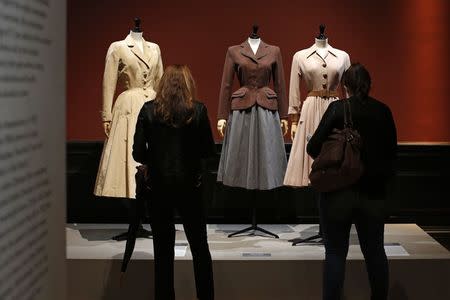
(284, 44, 350, 187)
(94, 34, 163, 198)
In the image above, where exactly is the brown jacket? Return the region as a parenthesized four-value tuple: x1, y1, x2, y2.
(217, 41, 288, 120)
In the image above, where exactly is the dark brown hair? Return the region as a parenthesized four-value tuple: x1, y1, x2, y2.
(154, 64, 196, 127)
(342, 63, 371, 99)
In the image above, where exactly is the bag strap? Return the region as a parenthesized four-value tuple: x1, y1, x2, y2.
(343, 100, 353, 128)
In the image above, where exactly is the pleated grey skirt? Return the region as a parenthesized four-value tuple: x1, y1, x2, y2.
(217, 105, 287, 190)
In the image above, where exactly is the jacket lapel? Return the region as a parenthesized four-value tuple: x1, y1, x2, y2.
(306, 44, 318, 59)
(125, 34, 150, 69)
(255, 41, 269, 60)
(240, 41, 256, 62)
(240, 40, 270, 63)
(306, 44, 338, 59)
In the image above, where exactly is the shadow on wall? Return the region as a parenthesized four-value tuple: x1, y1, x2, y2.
(101, 253, 155, 300)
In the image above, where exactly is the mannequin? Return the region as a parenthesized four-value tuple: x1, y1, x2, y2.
(217, 25, 289, 238)
(284, 24, 351, 188)
(94, 17, 164, 240)
(97, 16, 163, 198)
(217, 25, 288, 138)
(284, 24, 352, 245)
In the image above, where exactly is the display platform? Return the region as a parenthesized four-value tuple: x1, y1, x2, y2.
(67, 224, 450, 300)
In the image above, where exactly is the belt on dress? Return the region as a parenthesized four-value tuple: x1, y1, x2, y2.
(307, 90, 339, 97)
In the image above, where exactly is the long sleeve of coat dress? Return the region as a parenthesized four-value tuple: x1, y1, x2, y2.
(217, 48, 235, 120)
(272, 47, 288, 118)
(101, 43, 119, 122)
(288, 52, 302, 115)
(154, 45, 164, 89)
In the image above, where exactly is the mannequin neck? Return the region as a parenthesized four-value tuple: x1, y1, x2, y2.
(248, 37, 261, 55)
(130, 30, 144, 52)
(315, 38, 328, 48)
(130, 30, 143, 41)
(315, 38, 330, 59)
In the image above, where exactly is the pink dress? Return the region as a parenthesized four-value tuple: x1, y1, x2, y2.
(284, 44, 350, 187)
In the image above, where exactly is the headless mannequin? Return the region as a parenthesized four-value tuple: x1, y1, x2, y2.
(217, 25, 288, 138)
(290, 25, 336, 246)
(290, 24, 329, 141)
(102, 16, 152, 260)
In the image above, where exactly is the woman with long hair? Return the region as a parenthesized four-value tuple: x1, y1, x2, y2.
(133, 65, 215, 300)
(307, 63, 397, 300)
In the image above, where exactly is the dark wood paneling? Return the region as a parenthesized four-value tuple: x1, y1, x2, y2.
(67, 142, 450, 225)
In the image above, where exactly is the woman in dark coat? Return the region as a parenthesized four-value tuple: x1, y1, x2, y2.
(307, 63, 397, 300)
(133, 65, 215, 300)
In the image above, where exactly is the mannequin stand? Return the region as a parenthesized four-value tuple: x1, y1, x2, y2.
(228, 190, 279, 239)
(112, 224, 152, 241)
(289, 228, 322, 245)
(111, 196, 152, 241)
(289, 189, 322, 246)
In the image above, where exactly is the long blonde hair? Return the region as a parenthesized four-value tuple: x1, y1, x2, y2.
(154, 64, 196, 127)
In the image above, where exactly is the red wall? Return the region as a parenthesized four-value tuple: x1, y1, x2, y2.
(67, 0, 450, 142)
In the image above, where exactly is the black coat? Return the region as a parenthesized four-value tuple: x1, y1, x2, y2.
(307, 96, 397, 192)
(133, 100, 215, 186)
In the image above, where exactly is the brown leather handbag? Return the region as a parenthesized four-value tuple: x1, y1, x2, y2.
(309, 100, 364, 192)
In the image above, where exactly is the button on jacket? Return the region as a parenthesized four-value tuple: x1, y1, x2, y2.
(217, 41, 288, 120)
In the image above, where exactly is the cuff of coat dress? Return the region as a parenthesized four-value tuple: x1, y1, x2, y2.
(288, 106, 300, 115)
(100, 111, 112, 122)
(279, 113, 288, 119)
(290, 113, 299, 124)
(217, 114, 228, 121)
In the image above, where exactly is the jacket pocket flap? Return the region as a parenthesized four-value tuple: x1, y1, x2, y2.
(264, 89, 277, 98)
(231, 88, 247, 98)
